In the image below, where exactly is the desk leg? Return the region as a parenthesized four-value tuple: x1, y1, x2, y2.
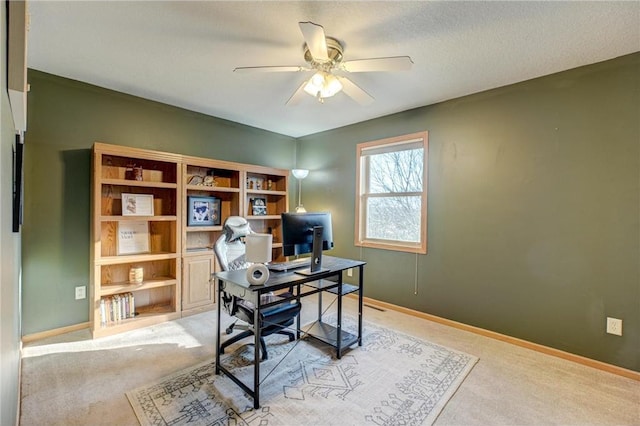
(253, 297, 261, 409)
(358, 265, 364, 347)
(296, 284, 301, 340)
(336, 272, 343, 359)
(216, 279, 222, 374)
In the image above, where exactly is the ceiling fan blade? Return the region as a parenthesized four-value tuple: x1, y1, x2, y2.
(341, 56, 414, 73)
(234, 65, 308, 73)
(299, 21, 329, 62)
(286, 81, 308, 106)
(338, 77, 374, 106)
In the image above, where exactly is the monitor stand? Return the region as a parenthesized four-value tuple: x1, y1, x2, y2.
(295, 225, 329, 276)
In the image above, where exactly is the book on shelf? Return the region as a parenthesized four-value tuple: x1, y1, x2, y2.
(100, 293, 136, 326)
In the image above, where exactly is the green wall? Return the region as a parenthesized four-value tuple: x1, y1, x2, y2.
(23, 70, 296, 335)
(298, 53, 639, 371)
(24, 54, 639, 371)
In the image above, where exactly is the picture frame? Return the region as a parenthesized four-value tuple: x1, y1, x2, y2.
(250, 197, 267, 216)
(188, 196, 221, 226)
(117, 221, 150, 255)
(122, 193, 154, 216)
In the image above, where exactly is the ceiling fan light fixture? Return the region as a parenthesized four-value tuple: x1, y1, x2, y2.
(236, 21, 411, 106)
(303, 71, 343, 101)
(324, 74, 343, 96)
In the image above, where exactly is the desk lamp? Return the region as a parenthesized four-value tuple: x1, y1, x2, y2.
(292, 169, 309, 213)
(245, 233, 273, 285)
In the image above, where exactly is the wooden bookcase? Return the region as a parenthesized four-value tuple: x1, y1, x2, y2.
(180, 156, 242, 315)
(91, 143, 290, 335)
(180, 159, 289, 315)
(90, 143, 182, 338)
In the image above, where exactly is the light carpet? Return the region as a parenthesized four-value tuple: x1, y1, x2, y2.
(126, 318, 478, 425)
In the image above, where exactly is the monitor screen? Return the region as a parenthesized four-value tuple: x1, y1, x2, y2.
(281, 211, 334, 262)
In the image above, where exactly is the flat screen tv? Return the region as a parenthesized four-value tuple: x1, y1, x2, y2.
(281, 212, 333, 275)
(13, 136, 23, 233)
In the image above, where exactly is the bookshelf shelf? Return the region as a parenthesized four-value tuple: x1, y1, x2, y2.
(101, 178, 178, 189)
(246, 189, 287, 196)
(186, 225, 223, 232)
(100, 215, 177, 222)
(185, 185, 240, 193)
(245, 214, 281, 220)
(100, 277, 178, 296)
(93, 308, 180, 338)
(97, 252, 179, 265)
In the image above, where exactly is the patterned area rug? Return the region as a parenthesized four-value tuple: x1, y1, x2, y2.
(126, 318, 478, 425)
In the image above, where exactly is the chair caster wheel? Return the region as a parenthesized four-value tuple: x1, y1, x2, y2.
(226, 322, 236, 335)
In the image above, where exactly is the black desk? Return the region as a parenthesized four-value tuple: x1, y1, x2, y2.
(214, 256, 366, 408)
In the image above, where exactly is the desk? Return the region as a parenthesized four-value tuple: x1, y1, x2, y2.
(214, 256, 366, 409)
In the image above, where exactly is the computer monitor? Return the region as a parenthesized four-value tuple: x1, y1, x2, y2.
(281, 212, 334, 275)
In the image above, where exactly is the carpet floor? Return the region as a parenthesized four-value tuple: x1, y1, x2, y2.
(20, 295, 640, 425)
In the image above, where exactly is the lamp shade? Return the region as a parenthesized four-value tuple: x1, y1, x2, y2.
(292, 169, 309, 212)
(292, 169, 309, 180)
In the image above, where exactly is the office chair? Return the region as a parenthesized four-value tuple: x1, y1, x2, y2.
(213, 216, 301, 360)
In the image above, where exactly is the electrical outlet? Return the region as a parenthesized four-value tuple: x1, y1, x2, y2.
(606, 317, 622, 336)
(75, 286, 86, 300)
(347, 268, 353, 277)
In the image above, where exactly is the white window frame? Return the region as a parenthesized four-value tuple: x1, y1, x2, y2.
(355, 131, 428, 254)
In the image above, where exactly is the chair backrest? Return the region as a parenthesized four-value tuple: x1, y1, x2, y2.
(214, 216, 254, 315)
(214, 216, 253, 272)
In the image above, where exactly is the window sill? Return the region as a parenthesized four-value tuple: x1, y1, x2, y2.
(356, 240, 426, 254)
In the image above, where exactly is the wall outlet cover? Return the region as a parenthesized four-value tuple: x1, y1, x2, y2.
(75, 286, 86, 300)
(606, 317, 622, 336)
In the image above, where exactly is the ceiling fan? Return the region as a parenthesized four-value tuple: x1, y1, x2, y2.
(233, 21, 413, 106)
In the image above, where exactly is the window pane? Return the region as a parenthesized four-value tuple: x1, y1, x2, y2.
(366, 196, 421, 242)
(356, 131, 428, 254)
(368, 148, 423, 194)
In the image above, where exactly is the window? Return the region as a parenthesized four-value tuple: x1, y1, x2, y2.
(355, 131, 427, 254)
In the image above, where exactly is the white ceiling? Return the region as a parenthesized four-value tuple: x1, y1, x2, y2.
(27, 1, 640, 138)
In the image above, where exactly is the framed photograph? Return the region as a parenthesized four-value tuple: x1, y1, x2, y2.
(122, 193, 154, 216)
(188, 196, 221, 226)
(117, 221, 150, 255)
(250, 197, 267, 216)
